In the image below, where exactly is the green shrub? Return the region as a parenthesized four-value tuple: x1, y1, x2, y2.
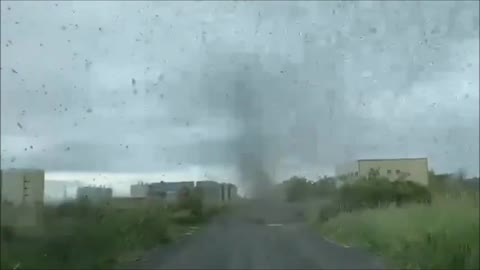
(176, 187, 204, 218)
(317, 203, 342, 223)
(320, 195, 479, 269)
(318, 176, 432, 223)
(393, 181, 432, 206)
(2, 196, 225, 269)
(283, 176, 313, 202)
(1, 203, 172, 269)
(1, 225, 15, 243)
(338, 176, 431, 209)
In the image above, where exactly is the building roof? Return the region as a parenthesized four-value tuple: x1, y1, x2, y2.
(1, 168, 45, 173)
(357, 157, 427, 162)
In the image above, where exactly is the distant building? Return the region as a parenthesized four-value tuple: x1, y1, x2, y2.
(1, 168, 45, 206)
(130, 182, 150, 198)
(196, 180, 222, 202)
(224, 183, 238, 201)
(76, 186, 113, 202)
(1, 168, 45, 227)
(335, 158, 429, 186)
(130, 180, 238, 203)
(196, 181, 238, 202)
(149, 181, 195, 197)
(130, 181, 195, 201)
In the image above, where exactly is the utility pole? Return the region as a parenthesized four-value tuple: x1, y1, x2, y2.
(221, 184, 225, 202)
(22, 175, 30, 205)
(63, 185, 67, 200)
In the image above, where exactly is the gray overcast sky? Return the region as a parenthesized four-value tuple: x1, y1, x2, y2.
(1, 1, 479, 193)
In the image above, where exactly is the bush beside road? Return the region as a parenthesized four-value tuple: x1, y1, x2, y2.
(1, 198, 225, 270)
(319, 195, 479, 269)
(300, 173, 480, 270)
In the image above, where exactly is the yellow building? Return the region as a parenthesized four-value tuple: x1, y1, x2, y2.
(335, 158, 429, 186)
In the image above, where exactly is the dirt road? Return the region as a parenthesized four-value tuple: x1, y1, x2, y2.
(120, 200, 387, 269)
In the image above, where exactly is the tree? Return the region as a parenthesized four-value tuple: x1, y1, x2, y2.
(283, 176, 313, 202)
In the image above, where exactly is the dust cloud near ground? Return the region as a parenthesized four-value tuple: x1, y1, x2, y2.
(201, 51, 321, 199)
(230, 70, 274, 198)
(210, 53, 286, 198)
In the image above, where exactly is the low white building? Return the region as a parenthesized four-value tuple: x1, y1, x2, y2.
(130, 182, 150, 198)
(76, 186, 113, 202)
(196, 181, 238, 202)
(130, 181, 195, 201)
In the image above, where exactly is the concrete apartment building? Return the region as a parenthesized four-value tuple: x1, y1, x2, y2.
(1, 168, 45, 206)
(196, 181, 238, 202)
(130, 181, 195, 201)
(221, 183, 238, 201)
(335, 158, 429, 186)
(130, 182, 150, 197)
(196, 180, 222, 203)
(130, 180, 239, 203)
(76, 186, 113, 202)
(1, 168, 45, 227)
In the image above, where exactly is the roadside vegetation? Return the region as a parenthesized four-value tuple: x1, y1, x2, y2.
(1, 190, 225, 270)
(283, 171, 479, 269)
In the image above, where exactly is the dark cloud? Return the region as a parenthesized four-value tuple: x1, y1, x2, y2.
(1, 1, 479, 185)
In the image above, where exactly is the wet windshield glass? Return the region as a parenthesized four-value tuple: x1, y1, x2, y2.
(1, 2, 479, 270)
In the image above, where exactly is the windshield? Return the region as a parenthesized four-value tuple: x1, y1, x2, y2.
(1, 2, 479, 270)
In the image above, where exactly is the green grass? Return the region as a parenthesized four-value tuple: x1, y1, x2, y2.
(1, 200, 224, 270)
(319, 195, 479, 269)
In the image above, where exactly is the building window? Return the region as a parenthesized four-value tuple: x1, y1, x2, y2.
(387, 169, 392, 175)
(396, 169, 401, 175)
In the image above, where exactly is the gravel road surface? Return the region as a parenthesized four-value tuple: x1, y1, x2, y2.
(120, 200, 388, 269)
